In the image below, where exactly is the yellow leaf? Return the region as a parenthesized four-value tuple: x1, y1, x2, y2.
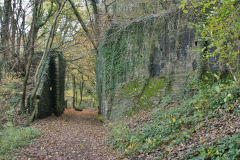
(172, 118, 176, 123)
(147, 139, 152, 144)
(80, 144, 85, 149)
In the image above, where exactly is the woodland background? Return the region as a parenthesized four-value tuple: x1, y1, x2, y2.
(0, 0, 239, 159)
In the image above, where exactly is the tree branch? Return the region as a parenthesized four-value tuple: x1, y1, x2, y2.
(68, 0, 97, 50)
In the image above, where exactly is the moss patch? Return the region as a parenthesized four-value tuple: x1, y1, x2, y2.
(120, 76, 166, 116)
(121, 79, 145, 98)
(139, 77, 165, 109)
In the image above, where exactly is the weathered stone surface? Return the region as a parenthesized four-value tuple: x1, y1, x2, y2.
(97, 9, 200, 120)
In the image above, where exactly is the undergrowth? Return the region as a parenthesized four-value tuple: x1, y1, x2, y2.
(0, 125, 40, 159)
(0, 73, 22, 128)
(187, 133, 240, 160)
(107, 74, 240, 159)
(0, 73, 40, 159)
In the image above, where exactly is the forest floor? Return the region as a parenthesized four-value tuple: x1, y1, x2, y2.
(14, 108, 118, 160)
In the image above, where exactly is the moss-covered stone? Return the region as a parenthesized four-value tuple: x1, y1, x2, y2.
(121, 79, 144, 98)
(139, 77, 165, 109)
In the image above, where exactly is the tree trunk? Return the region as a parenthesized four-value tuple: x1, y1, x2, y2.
(79, 75, 84, 106)
(16, 0, 22, 73)
(20, 0, 40, 112)
(75, 88, 78, 104)
(90, 0, 100, 40)
(0, 7, 3, 80)
(69, 0, 103, 115)
(11, 0, 17, 69)
(72, 74, 76, 109)
(26, 1, 67, 117)
(1, 0, 11, 67)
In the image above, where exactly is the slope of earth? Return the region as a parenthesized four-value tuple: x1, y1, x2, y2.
(14, 108, 118, 160)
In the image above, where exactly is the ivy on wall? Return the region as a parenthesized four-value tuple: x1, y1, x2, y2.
(96, 10, 183, 119)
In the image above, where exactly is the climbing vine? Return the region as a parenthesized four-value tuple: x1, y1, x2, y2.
(181, 0, 240, 82)
(97, 11, 182, 119)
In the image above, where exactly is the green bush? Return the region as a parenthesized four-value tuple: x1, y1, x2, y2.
(0, 126, 40, 159)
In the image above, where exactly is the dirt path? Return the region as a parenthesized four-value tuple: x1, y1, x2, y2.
(14, 108, 118, 160)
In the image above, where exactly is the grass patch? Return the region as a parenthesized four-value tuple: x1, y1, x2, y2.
(0, 127, 40, 159)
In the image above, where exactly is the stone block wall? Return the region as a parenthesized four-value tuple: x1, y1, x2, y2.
(29, 51, 66, 119)
(97, 8, 200, 120)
